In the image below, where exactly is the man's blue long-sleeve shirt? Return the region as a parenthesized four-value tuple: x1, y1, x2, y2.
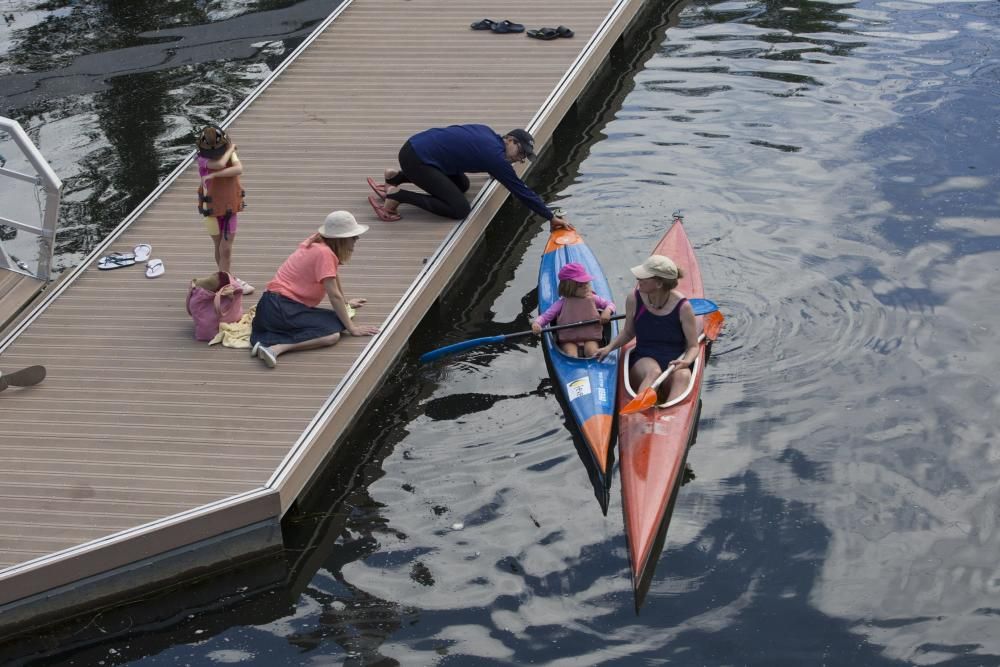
(408, 124, 553, 220)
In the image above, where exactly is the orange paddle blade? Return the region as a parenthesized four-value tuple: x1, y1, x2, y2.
(620, 387, 657, 415)
(704, 310, 725, 340)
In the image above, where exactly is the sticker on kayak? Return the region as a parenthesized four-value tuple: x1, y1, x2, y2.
(566, 377, 592, 400)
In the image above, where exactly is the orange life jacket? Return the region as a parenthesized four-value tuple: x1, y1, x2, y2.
(198, 174, 245, 218)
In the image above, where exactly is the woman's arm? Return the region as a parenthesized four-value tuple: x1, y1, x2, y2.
(669, 300, 700, 368)
(324, 277, 379, 336)
(596, 292, 636, 360)
(334, 274, 366, 309)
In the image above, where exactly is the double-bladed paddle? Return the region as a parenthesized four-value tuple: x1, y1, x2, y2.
(619, 309, 725, 414)
(419, 298, 719, 363)
(0, 365, 47, 392)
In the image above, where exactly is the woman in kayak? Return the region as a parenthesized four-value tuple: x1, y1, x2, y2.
(250, 211, 380, 368)
(531, 262, 615, 358)
(596, 255, 699, 402)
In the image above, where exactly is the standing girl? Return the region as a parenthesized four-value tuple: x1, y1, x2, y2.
(532, 262, 615, 358)
(596, 255, 699, 402)
(196, 125, 253, 294)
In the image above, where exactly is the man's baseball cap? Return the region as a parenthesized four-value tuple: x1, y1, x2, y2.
(506, 129, 537, 161)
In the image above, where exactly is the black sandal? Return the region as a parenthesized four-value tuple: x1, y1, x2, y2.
(470, 18, 497, 30)
(491, 19, 525, 33)
(527, 27, 559, 40)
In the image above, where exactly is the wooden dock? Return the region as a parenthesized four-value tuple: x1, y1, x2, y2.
(0, 0, 655, 632)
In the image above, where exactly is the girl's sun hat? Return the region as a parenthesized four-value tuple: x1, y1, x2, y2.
(558, 262, 593, 283)
(197, 125, 229, 158)
(319, 210, 369, 238)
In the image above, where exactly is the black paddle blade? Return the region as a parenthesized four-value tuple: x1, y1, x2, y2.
(1, 365, 46, 388)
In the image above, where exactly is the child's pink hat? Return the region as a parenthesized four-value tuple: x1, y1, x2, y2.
(558, 262, 593, 283)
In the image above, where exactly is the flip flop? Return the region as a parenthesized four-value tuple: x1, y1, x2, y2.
(133, 243, 152, 262)
(527, 27, 559, 41)
(470, 18, 497, 30)
(97, 253, 137, 270)
(366, 176, 387, 201)
(145, 259, 165, 278)
(368, 195, 401, 222)
(555, 25, 574, 38)
(491, 20, 525, 34)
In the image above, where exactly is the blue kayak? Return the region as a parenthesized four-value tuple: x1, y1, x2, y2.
(538, 227, 620, 476)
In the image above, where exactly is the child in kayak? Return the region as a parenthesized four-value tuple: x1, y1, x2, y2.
(196, 125, 253, 294)
(532, 262, 615, 358)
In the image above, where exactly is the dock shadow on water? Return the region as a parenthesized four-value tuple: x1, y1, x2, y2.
(4, 0, 1000, 661)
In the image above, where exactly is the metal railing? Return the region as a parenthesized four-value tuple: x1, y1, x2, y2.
(0, 116, 62, 281)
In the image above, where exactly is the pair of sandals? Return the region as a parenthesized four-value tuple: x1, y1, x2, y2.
(470, 19, 574, 39)
(470, 18, 525, 33)
(366, 177, 401, 222)
(96, 244, 164, 277)
(527, 26, 575, 40)
(97, 243, 150, 269)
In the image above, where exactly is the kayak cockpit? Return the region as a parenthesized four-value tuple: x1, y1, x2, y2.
(621, 333, 706, 408)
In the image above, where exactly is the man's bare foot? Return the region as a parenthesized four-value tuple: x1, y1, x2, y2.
(384, 186, 401, 212)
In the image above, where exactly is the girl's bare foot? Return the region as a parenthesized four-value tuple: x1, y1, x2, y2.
(384, 168, 399, 182)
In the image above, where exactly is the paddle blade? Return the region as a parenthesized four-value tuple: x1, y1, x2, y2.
(620, 387, 658, 415)
(703, 310, 725, 340)
(419, 335, 506, 363)
(689, 298, 718, 316)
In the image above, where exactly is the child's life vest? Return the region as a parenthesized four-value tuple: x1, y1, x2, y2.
(198, 173, 245, 218)
(556, 296, 602, 344)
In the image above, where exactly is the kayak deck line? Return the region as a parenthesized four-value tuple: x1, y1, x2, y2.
(0, 0, 673, 633)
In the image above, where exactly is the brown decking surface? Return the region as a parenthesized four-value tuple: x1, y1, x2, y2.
(0, 271, 44, 333)
(0, 0, 643, 611)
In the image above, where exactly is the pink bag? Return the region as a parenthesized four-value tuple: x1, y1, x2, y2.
(186, 272, 244, 341)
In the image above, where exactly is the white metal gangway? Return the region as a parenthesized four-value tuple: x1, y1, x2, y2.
(0, 116, 61, 282)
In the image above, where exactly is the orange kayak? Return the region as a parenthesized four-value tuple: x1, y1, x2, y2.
(616, 215, 722, 610)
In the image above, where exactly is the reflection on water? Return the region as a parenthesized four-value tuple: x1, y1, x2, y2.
(0, 0, 333, 270)
(4, 0, 1000, 663)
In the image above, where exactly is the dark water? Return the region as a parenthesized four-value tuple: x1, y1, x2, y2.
(3, 0, 1000, 664)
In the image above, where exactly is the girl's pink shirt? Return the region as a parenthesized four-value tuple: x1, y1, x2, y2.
(266, 239, 339, 308)
(536, 294, 615, 327)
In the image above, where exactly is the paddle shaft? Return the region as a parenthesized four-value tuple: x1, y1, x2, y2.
(419, 298, 718, 363)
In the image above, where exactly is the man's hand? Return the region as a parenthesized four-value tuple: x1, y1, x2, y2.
(550, 215, 574, 231)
